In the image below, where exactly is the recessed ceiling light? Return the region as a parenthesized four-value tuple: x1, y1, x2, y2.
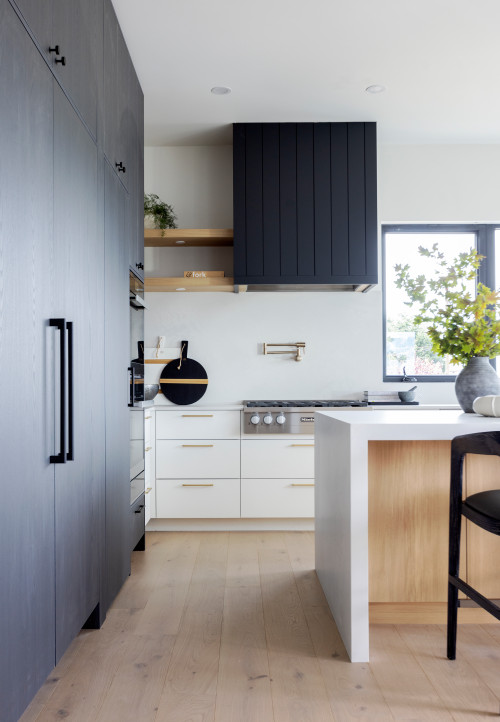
(365, 84, 386, 94)
(211, 86, 231, 95)
(175, 287, 186, 292)
(175, 240, 186, 245)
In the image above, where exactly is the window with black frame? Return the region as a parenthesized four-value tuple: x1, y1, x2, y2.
(383, 224, 498, 382)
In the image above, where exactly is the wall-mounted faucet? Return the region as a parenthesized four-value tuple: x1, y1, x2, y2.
(263, 342, 306, 362)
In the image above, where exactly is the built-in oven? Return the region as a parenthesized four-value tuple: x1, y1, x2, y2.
(129, 271, 145, 501)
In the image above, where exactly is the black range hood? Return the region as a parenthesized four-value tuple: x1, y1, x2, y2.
(232, 122, 378, 292)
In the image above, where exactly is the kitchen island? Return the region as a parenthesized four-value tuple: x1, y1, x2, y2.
(315, 409, 500, 662)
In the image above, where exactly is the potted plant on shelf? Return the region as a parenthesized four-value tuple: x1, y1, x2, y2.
(144, 193, 177, 235)
(395, 244, 500, 412)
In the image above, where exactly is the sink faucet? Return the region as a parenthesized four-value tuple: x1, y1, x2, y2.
(401, 366, 417, 383)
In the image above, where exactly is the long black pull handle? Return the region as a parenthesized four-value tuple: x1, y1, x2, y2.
(50, 318, 66, 464)
(66, 321, 74, 461)
(128, 366, 135, 407)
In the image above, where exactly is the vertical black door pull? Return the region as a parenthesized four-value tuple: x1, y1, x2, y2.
(128, 366, 135, 407)
(66, 321, 74, 460)
(50, 318, 66, 464)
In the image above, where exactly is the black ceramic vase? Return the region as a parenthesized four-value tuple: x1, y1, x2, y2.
(455, 357, 500, 413)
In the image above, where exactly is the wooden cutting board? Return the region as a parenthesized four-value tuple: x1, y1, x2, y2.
(159, 340, 208, 405)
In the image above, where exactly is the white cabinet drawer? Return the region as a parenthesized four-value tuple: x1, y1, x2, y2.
(144, 411, 153, 444)
(241, 440, 314, 478)
(156, 410, 240, 439)
(156, 478, 240, 518)
(156, 439, 240, 478)
(241, 479, 314, 518)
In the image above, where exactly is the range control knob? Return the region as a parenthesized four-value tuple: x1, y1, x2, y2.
(276, 414, 286, 425)
(263, 413, 273, 425)
(250, 414, 260, 425)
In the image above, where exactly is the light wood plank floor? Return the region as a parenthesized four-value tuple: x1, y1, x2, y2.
(20, 532, 500, 721)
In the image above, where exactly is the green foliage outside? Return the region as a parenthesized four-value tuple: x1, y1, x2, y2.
(394, 245, 500, 365)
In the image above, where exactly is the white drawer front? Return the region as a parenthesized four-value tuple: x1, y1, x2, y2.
(241, 479, 314, 518)
(241, 439, 314, 478)
(156, 478, 240, 518)
(156, 410, 240, 439)
(144, 412, 153, 444)
(156, 439, 240, 478)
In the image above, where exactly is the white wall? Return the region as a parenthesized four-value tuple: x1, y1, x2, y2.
(144, 144, 500, 405)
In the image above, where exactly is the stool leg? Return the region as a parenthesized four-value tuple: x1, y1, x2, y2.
(447, 507, 461, 660)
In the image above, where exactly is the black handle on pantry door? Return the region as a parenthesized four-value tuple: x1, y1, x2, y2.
(50, 318, 66, 464)
(66, 321, 74, 461)
(128, 366, 135, 407)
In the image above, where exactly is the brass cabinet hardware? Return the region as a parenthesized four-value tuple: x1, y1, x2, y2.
(291, 443, 315, 447)
(181, 414, 214, 417)
(144, 487, 152, 494)
(182, 483, 214, 487)
(182, 444, 213, 449)
(145, 446, 152, 452)
(291, 483, 315, 487)
(145, 415, 152, 419)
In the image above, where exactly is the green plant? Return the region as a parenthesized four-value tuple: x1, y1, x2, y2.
(144, 193, 177, 231)
(394, 244, 500, 364)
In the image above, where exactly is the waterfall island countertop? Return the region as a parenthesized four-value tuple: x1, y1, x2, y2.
(314, 409, 500, 663)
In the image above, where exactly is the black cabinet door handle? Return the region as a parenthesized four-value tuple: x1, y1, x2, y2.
(55, 56, 66, 65)
(136, 262, 144, 270)
(50, 318, 66, 464)
(135, 505, 144, 513)
(115, 162, 126, 173)
(48, 45, 60, 54)
(66, 321, 74, 461)
(128, 366, 134, 407)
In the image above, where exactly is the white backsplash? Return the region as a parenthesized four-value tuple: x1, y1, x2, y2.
(144, 286, 458, 405)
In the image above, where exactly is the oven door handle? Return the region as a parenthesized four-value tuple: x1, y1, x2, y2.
(128, 366, 135, 407)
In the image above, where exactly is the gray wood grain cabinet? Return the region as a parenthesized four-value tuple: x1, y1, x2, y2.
(0, 5, 56, 719)
(103, 0, 144, 279)
(11, 0, 103, 139)
(1, 1, 143, 719)
(233, 122, 378, 289)
(103, 158, 132, 611)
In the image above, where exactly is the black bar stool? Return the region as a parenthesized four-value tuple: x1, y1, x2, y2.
(448, 431, 500, 660)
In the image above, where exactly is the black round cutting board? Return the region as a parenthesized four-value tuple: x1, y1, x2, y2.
(160, 340, 208, 405)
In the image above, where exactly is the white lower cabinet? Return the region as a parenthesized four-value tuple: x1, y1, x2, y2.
(144, 410, 155, 524)
(156, 439, 240, 478)
(241, 478, 315, 518)
(156, 478, 240, 518)
(241, 438, 315, 518)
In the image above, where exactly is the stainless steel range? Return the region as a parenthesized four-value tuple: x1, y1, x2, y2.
(242, 400, 368, 434)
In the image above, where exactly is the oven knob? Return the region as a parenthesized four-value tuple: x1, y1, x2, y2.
(263, 413, 273, 425)
(276, 414, 286, 425)
(250, 414, 260, 425)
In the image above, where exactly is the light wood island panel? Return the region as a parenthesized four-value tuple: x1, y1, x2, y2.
(368, 440, 500, 624)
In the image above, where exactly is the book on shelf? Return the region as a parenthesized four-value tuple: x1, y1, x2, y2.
(183, 270, 225, 278)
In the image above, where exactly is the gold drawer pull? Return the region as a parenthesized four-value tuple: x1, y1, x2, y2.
(145, 487, 152, 494)
(291, 483, 315, 487)
(182, 483, 214, 487)
(182, 444, 214, 447)
(182, 414, 214, 417)
(145, 446, 152, 452)
(291, 443, 315, 447)
(145, 415, 152, 419)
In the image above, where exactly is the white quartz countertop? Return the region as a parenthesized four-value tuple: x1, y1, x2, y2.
(316, 408, 500, 439)
(152, 402, 243, 410)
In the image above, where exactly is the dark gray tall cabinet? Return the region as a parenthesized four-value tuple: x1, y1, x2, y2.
(0, 1, 143, 720)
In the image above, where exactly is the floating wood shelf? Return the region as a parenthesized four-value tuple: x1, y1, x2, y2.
(144, 228, 233, 247)
(145, 276, 237, 293)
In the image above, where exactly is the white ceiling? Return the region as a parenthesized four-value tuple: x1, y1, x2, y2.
(112, 0, 500, 147)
